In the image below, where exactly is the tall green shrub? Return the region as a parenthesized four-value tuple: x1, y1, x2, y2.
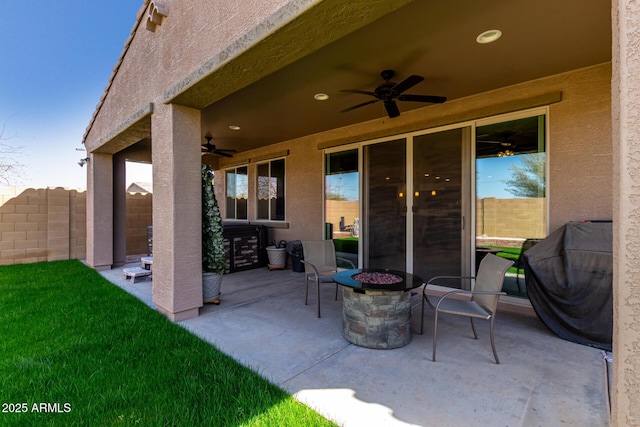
(202, 164, 228, 274)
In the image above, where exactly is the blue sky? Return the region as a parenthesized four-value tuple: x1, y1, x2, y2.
(326, 156, 516, 202)
(476, 156, 516, 199)
(0, 2, 520, 194)
(0, 1, 150, 189)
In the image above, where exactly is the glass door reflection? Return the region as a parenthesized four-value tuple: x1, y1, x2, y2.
(363, 139, 406, 271)
(412, 129, 466, 286)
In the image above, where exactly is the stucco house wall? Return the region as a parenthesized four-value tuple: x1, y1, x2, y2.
(84, 0, 296, 151)
(79, 1, 638, 420)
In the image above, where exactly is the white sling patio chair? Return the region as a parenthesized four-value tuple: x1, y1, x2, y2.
(419, 253, 514, 364)
(301, 240, 355, 318)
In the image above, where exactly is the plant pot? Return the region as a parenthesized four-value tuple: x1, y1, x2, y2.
(266, 246, 287, 270)
(203, 272, 223, 304)
(290, 255, 304, 272)
(286, 240, 304, 272)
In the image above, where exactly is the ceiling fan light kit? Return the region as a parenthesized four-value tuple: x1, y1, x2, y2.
(341, 69, 446, 118)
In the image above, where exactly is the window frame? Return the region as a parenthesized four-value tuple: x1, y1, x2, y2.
(255, 157, 286, 221)
(225, 165, 249, 220)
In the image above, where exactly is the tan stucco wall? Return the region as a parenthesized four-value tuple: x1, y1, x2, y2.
(0, 187, 151, 265)
(612, 0, 640, 424)
(83, 0, 414, 154)
(547, 64, 612, 231)
(216, 64, 612, 243)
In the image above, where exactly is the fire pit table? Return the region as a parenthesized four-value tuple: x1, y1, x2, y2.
(333, 269, 424, 349)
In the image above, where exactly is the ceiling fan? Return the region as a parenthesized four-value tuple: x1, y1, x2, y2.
(202, 136, 237, 158)
(341, 69, 446, 118)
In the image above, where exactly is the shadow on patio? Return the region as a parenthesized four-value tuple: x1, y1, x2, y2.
(101, 264, 610, 427)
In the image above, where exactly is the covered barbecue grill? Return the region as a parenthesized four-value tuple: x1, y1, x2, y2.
(524, 221, 613, 351)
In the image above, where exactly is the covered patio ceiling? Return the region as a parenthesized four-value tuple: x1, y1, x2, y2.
(196, 0, 611, 154)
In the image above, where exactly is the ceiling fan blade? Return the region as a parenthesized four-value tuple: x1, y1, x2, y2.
(384, 100, 400, 118)
(341, 89, 378, 97)
(391, 75, 424, 95)
(398, 94, 446, 103)
(341, 99, 380, 113)
(214, 150, 234, 158)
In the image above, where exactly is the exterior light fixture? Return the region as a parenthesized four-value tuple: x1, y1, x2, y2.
(431, 190, 437, 196)
(78, 157, 90, 167)
(476, 29, 502, 44)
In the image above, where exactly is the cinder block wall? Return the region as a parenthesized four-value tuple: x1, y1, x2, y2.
(325, 200, 359, 236)
(126, 192, 153, 255)
(476, 197, 547, 244)
(0, 187, 152, 265)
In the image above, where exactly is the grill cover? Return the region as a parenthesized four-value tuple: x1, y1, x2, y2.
(524, 221, 612, 351)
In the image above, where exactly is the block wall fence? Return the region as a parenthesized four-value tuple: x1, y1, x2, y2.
(0, 187, 152, 266)
(476, 197, 547, 246)
(1, 187, 542, 265)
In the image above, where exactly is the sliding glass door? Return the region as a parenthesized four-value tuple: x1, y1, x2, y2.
(363, 139, 406, 271)
(412, 128, 469, 285)
(334, 110, 546, 294)
(362, 130, 470, 282)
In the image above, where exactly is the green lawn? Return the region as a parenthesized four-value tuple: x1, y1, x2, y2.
(0, 260, 335, 427)
(485, 246, 522, 274)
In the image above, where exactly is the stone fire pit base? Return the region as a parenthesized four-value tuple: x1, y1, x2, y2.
(342, 287, 412, 349)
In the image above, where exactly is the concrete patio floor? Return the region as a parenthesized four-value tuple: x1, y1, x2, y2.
(100, 263, 610, 427)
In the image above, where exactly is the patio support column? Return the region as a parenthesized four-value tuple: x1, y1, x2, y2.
(113, 152, 127, 267)
(151, 103, 202, 321)
(612, 0, 640, 424)
(86, 152, 113, 270)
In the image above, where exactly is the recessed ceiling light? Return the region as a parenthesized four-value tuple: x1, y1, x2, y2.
(314, 93, 329, 101)
(476, 29, 502, 44)
(229, 125, 241, 131)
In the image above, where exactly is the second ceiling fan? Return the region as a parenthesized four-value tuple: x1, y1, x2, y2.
(341, 69, 446, 118)
(202, 136, 237, 158)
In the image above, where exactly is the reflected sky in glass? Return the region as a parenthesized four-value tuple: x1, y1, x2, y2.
(476, 156, 519, 199)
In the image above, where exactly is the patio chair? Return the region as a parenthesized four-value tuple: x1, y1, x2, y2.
(419, 253, 514, 364)
(301, 240, 355, 318)
(515, 238, 543, 293)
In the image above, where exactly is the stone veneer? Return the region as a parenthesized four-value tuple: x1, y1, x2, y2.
(342, 287, 412, 349)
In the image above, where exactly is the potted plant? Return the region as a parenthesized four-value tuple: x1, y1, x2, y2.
(286, 240, 304, 272)
(201, 164, 229, 304)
